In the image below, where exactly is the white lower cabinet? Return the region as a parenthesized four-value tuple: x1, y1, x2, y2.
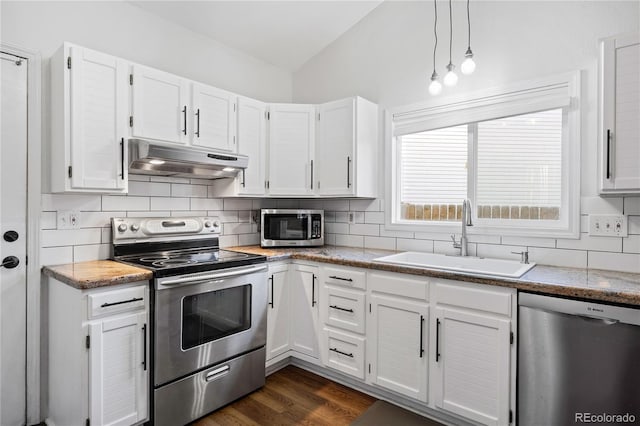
(288, 263, 320, 360)
(367, 272, 429, 403)
(266, 263, 290, 361)
(324, 327, 366, 379)
(48, 279, 149, 426)
(431, 280, 516, 426)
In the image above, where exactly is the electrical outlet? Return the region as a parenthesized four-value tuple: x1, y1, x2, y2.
(57, 210, 81, 229)
(588, 214, 627, 237)
(347, 211, 356, 225)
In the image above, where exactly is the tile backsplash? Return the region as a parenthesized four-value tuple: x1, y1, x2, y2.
(40, 175, 640, 274)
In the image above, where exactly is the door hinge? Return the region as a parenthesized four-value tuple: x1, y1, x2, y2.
(369, 303, 371, 313)
(233, 103, 236, 112)
(85, 335, 90, 349)
(25, 255, 28, 266)
(368, 363, 371, 374)
(129, 116, 133, 127)
(233, 135, 236, 145)
(510, 331, 514, 345)
(267, 111, 270, 120)
(318, 112, 320, 121)
(129, 74, 133, 85)
(86, 417, 90, 426)
(509, 409, 513, 423)
(67, 56, 71, 69)
(68, 166, 72, 178)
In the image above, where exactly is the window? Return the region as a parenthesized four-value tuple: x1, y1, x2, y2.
(388, 73, 580, 238)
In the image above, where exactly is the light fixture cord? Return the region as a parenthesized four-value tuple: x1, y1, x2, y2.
(433, 0, 438, 73)
(448, 0, 453, 65)
(467, 0, 471, 50)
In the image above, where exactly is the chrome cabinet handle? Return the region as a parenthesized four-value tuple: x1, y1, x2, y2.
(182, 106, 187, 135)
(347, 156, 351, 188)
(195, 108, 200, 138)
(310, 160, 314, 190)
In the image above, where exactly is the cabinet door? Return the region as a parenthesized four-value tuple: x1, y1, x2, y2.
(316, 98, 355, 196)
(289, 265, 319, 358)
(192, 83, 236, 152)
(69, 46, 128, 191)
(433, 307, 511, 426)
(369, 293, 429, 402)
(89, 312, 148, 426)
(267, 104, 315, 195)
(266, 266, 289, 360)
(600, 34, 640, 193)
(237, 97, 267, 196)
(131, 65, 189, 145)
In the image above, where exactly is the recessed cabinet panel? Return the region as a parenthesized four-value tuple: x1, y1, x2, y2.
(268, 104, 315, 196)
(131, 65, 189, 145)
(317, 98, 355, 196)
(433, 307, 510, 426)
(266, 265, 290, 360)
(289, 264, 320, 358)
(191, 83, 236, 152)
(237, 97, 267, 196)
(600, 33, 640, 194)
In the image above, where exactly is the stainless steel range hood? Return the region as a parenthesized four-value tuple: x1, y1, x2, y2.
(128, 139, 248, 179)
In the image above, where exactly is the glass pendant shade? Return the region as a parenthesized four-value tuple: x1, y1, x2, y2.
(429, 74, 443, 95)
(444, 63, 458, 87)
(461, 48, 476, 75)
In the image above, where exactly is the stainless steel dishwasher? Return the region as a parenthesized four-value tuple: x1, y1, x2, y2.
(519, 293, 640, 426)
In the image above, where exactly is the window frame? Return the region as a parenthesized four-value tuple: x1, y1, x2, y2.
(385, 72, 581, 239)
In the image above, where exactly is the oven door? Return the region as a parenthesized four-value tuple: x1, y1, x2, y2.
(154, 263, 267, 386)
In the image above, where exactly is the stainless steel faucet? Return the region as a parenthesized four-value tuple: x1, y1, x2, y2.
(451, 199, 473, 256)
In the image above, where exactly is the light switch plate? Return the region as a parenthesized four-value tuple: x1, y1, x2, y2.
(57, 210, 81, 229)
(588, 214, 627, 237)
(347, 211, 356, 225)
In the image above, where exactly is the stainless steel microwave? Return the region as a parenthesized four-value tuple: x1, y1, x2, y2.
(261, 209, 324, 247)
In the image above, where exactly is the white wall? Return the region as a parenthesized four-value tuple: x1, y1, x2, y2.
(292, 1, 640, 272)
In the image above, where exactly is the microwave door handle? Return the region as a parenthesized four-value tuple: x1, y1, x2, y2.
(307, 216, 312, 239)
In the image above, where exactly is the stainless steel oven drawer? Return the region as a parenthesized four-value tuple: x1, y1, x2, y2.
(154, 346, 266, 426)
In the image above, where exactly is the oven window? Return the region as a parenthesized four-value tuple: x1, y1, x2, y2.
(263, 214, 308, 240)
(182, 284, 251, 350)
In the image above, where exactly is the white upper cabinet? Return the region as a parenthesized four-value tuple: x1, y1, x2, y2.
(599, 33, 640, 194)
(237, 96, 267, 195)
(131, 64, 190, 145)
(267, 104, 316, 196)
(191, 83, 237, 152)
(50, 43, 128, 193)
(316, 97, 378, 198)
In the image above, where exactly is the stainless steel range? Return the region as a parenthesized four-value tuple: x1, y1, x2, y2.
(112, 216, 267, 426)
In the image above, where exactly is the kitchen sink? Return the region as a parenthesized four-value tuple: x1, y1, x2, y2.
(373, 251, 536, 278)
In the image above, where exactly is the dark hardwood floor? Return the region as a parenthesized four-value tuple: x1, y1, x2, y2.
(193, 365, 377, 426)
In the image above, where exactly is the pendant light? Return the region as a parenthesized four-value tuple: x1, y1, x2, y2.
(443, 0, 458, 87)
(428, 0, 442, 95)
(460, 0, 476, 75)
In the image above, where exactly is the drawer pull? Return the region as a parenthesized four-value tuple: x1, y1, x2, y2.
(329, 305, 354, 313)
(329, 347, 354, 358)
(205, 365, 230, 382)
(329, 275, 353, 282)
(100, 297, 143, 308)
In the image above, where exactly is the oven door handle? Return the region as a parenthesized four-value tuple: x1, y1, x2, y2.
(158, 264, 267, 286)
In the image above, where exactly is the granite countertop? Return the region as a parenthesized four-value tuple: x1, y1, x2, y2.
(42, 260, 153, 290)
(227, 245, 640, 306)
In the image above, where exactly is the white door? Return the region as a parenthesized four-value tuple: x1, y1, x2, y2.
(267, 104, 315, 196)
(266, 265, 289, 360)
(89, 312, 148, 426)
(131, 64, 189, 145)
(237, 97, 266, 196)
(289, 265, 319, 358)
(0, 51, 28, 426)
(317, 98, 355, 196)
(69, 46, 128, 191)
(369, 294, 428, 402)
(433, 307, 511, 426)
(191, 83, 236, 152)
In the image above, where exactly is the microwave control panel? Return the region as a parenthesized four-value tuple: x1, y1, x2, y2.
(311, 215, 322, 239)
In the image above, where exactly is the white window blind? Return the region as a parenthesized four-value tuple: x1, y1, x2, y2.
(476, 109, 562, 207)
(400, 125, 467, 205)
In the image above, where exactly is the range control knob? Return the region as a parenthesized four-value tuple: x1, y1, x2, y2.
(130, 224, 140, 232)
(213, 221, 220, 229)
(204, 221, 212, 228)
(117, 223, 128, 233)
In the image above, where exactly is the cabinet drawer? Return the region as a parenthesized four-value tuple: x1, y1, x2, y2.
(88, 285, 146, 319)
(323, 266, 366, 290)
(435, 281, 513, 317)
(368, 271, 429, 301)
(324, 328, 365, 380)
(325, 287, 365, 334)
